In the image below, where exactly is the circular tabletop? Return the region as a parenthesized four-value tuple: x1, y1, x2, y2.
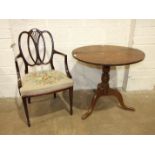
(72, 45, 145, 66)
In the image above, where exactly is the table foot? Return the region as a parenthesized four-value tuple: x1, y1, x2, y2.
(81, 111, 92, 120)
(81, 94, 99, 120)
(108, 88, 135, 111)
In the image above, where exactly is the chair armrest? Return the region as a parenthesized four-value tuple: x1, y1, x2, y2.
(53, 50, 72, 78)
(15, 54, 22, 89)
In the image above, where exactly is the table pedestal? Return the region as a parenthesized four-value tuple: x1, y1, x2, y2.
(81, 65, 135, 120)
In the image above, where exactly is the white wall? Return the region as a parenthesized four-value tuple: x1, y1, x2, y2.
(126, 19, 155, 90)
(0, 20, 17, 97)
(0, 19, 155, 97)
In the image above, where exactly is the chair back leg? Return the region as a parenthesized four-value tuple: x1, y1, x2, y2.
(69, 87, 73, 115)
(22, 97, 31, 127)
(53, 93, 57, 99)
(28, 97, 31, 104)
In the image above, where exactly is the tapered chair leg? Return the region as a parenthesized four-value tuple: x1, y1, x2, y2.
(22, 97, 31, 127)
(69, 87, 73, 115)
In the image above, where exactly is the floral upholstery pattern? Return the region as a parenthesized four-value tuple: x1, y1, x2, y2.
(20, 70, 73, 96)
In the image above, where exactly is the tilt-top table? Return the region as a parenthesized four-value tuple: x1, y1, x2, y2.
(72, 45, 145, 119)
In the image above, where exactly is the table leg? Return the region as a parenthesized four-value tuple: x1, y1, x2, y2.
(81, 93, 100, 120)
(81, 65, 135, 120)
(108, 88, 135, 111)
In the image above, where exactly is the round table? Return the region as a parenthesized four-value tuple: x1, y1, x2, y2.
(72, 45, 145, 119)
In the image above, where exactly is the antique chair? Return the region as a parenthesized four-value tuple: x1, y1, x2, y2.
(15, 28, 73, 127)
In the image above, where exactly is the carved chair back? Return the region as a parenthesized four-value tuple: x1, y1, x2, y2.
(18, 28, 55, 74)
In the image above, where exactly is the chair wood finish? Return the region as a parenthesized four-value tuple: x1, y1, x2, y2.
(15, 28, 73, 127)
(72, 45, 145, 119)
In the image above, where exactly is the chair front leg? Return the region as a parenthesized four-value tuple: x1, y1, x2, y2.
(69, 87, 73, 115)
(22, 97, 31, 127)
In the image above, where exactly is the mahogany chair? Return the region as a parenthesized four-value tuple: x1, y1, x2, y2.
(15, 28, 73, 127)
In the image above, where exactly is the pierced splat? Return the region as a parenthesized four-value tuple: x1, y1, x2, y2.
(30, 29, 40, 44)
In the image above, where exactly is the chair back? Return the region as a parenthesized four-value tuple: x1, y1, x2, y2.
(18, 28, 55, 73)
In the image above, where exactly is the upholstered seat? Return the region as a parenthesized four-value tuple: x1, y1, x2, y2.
(20, 70, 73, 96)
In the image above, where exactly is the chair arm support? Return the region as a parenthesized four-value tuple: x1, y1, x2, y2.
(53, 50, 72, 78)
(15, 54, 22, 89)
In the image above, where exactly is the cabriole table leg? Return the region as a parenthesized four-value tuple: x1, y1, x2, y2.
(108, 88, 135, 111)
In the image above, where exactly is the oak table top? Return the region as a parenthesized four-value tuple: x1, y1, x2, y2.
(72, 45, 145, 66)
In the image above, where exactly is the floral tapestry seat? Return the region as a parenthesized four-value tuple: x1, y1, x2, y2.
(20, 70, 74, 97)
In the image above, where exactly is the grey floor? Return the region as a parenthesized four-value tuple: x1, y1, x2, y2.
(0, 89, 155, 134)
